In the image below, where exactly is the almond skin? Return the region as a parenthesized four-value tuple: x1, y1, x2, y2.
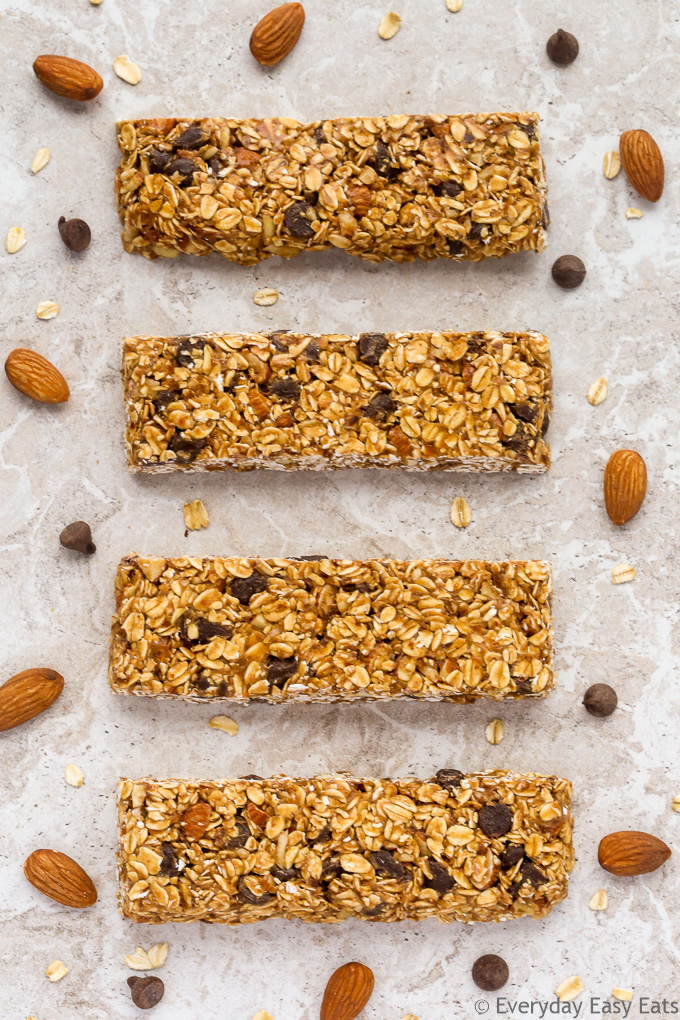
(598, 831, 671, 876)
(181, 802, 212, 840)
(250, 3, 305, 66)
(620, 129, 664, 203)
(5, 348, 70, 404)
(604, 449, 647, 526)
(320, 961, 375, 1020)
(24, 848, 97, 908)
(33, 54, 103, 101)
(0, 668, 64, 731)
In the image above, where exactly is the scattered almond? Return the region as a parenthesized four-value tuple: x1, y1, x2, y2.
(320, 962, 375, 1020)
(378, 11, 402, 38)
(209, 715, 239, 735)
(65, 763, 84, 788)
(672, 794, 680, 813)
(450, 496, 471, 528)
(24, 848, 97, 907)
(555, 976, 584, 1002)
(589, 888, 608, 910)
(598, 830, 671, 876)
(113, 54, 142, 85)
(33, 54, 103, 101)
(612, 563, 635, 585)
(603, 151, 621, 179)
(125, 942, 169, 971)
(31, 147, 51, 174)
(604, 449, 647, 525)
(613, 989, 633, 1002)
(620, 128, 664, 202)
(485, 718, 503, 744)
(6, 226, 26, 253)
(45, 960, 68, 982)
(626, 206, 643, 219)
(253, 287, 279, 306)
(0, 667, 64, 731)
(586, 377, 607, 406)
(5, 348, 70, 404)
(249, 3, 305, 67)
(36, 300, 60, 320)
(183, 499, 209, 530)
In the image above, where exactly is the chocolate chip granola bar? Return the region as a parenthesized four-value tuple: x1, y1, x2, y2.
(109, 557, 553, 703)
(117, 771, 573, 925)
(115, 114, 548, 264)
(122, 330, 551, 472)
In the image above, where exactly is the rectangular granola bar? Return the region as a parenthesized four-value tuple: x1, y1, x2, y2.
(109, 556, 553, 702)
(115, 114, 548, 264)
(117, 771, 574, 925)
(123, 330, 551, 473)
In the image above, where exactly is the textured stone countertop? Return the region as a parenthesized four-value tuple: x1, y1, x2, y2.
(2, 1, 679, 1017)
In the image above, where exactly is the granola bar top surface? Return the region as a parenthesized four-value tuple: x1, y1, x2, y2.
(115, 114, 548, 265)
(117, 771, 574, 925)
(122, 330, 552, 473)
(109, 556, 553, 703)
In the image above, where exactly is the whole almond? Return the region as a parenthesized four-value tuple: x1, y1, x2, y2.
(24, 848, 97, 907)
(619, 129, 664, 202)
(604, 449, 647, 526)
(0, 668, 64, 731)
(250, 3, 305, 66)
(5, 348, 70, 404)
(33, 54, 103, 101)
(598, 831, 671, 876)
(320, 961, 375, 1020)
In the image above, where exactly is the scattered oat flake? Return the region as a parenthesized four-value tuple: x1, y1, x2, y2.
(6, 226, 26, 253)
(612, 563, 635, 585)
(450, 496, 471, 528)
(402, 1015, 419, 1020)
(113, 54, 142, 85)
(36, 300, 59, 320)
(445, 0, 462, 9)
(589, 888, 608, 911)
(485, 718, 503, 744)
(672, 794, 680, 812)
(46, 960, 68, 982)
(587, 377, 607, 406)
(125, 942, 168, 971)
(65, 763, 84, 787)
(626, 206, 643, 219)
(378, 11, 402, 38)
(31, 147, 51, 174)
(90, 0, 103, 4)
(252, 1013, 275, 1020)
(555, 975, 584, 1002)
(209, 715, 239, 735)
(603, 151, 621, 179)
(613, 989, 633, 1002)
(183, 499, 209, 530)
(253, 287, 279, 306)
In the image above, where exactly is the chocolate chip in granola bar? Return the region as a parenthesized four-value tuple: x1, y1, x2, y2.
(447, 239, 465, 255)
(194, 619, 231, 643)
(364, 902, 386, 916)
(165, 157, 199, 186)
(368, 140, 400, 179)
(58, 216, 91, 252)
(358, 333, 389, 366)
(230, 573, 268, 604)
(505, 421, 532, 454)
(159, 841, 180, 877)
(313, 126, 327, 145)
(363, 392, 396, 419)
(311, 824, 332, 844)
(176, 337, 207, 366)
(583, 683, 617, 718)
(152, 388, 180, 412)
(241, 774, 264, 780)
(304, 342, 321, 361)
(369, 849, 407, 879)
(283, 201, 316, 238)
(423, 859, 454, 895)
(513, 678, 534, 696)
(167, 434, 208, 462)
(469, 222, 485, 241)
(59, 520, 96, 555)
(174, 126, 207, 149)
(195, 675, 211, 691)
(499, 844, 525, 869)
(552, 254, 586, 289)
(514, 400, 539, 424)
(270, 864, 299, 882)
(519, 860, 547, 887)
(546, 28, 579, 66)
(128, 976, 165, 1010)
(472, 955, 509, 992)
(433, 180, 462, 198)
(269, 377, 301, 401)
(478, 803, 514, 838)
(541, 410, 551, 435)
(148, 148, 172, 173)
(321, 856, 342, 882)
(436, 768, 464, 791)
(208, 156, 225, 175)
(237, 875, 275, 905)
(267, 655, 299, 686)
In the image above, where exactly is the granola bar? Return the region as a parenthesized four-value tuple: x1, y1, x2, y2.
(122, 330, 551, 473)
(117, 771, 574, 925)
(109, 556, 553, 703)
(115, 114, 548, 264)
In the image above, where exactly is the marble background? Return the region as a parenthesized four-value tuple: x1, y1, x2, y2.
(2, 1, 680, 1017)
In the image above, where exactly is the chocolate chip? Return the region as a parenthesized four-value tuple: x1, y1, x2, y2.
(321, 856, 341, 881)
(208, 156, 225, 175)
(513, 679, 534, 696)
(176, 337, 207, 366)
(436, 768, 464, 791)
(552, 254, 586, 289)
(59, 520, 96, 555)
(269, 331, 290, 351)
(311, 825, 331, 844)
(583, 683, 617, 718)
(152, 388, 180, 411)
(269, 377, 301, 401)
(167, 434, 207, 462)
(196, 676, 211, 691)
(541, 200, 551, 230)
(546, 28, 579, 66)
(271, 864, 299, 881)
(148, 149, 172, 173)
(174, 126, 206, 149)
(267, 656, 298, 686)
(358, 333, 389, 366)
(128, 976, 165, 1010)
(369, 849, 407, 879)
(364, 903, 386, 916)
(368, 140, 400, 179)
(541, 410, 551, 436)
(230, 574, 268, 604)
(472, 955, 509, 992)
(478, 803, 514, 838)
(297, 555, 326, 562)
(505, 421, 532, 454)
(313, 126, 327, 144)
(159, 841, 180, 877)
(519, 860, 547, 887)
(363, 392, 396, 419)
(423, 859, 454, 895)
(433, 180, 462, 198)
(304, 343, 321, 361)
(237, 876, 274, 905)
(58, 216, 91, 252)
(194, 619, 231, 642)
(165, 157, 199, 185)
(499, 844, 525, 869)
(447, 239, 465, 255)
(241, 774, 264, 780)
(514, 401, 538, 424)
(283, 201, 316, 239)
(469, 222, 485, 240)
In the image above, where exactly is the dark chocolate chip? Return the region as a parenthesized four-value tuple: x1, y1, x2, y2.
(208, 156, 225, 175)
(541, 410, 551, 436)
(148, 149, 172, 173)
(195, 676, 211, 691)
(174, 126, 207, 149)
(519, 860, 547, 887)
(176, 337, 207, 366)
(433, 180, 462, 198)
(152, 388, 180, 411)
(469, 222, 485, 240)
(363, 392, 396, 419)
(478, 803, 514, 838)
(358, 333, 389, 366)
(283, 201, 316, 239)
(311, 825, 331, 844)
(514, 401, 539, 424)
(321, 856, 341, 881)
(368, 140, 400, 179)
(241, 774, 264, 780)
(167, 434, 208, 462)
(128, 976, 165, 1010)
(541, 200, 551, 230)
(269, 377, 301, 401)
(159, 841, 180, 877)
(436, 768, 464, 791)
(304, 343, 321, 361)
(237, 875, 274, 905)
(369, 849, 407, 879)
(58, 216, 91, 252)
(364, 903, 386, 916)
(552, 254, 586, 289)
(267, 656, 298, 686)
(514, 678, 534, 695)
(546, 28, 579, 66)
(59, 520, 96, 555)
(313, 127, 327, 144)
(165, 157, 199, 185)
(194, 619, 232, 642)
(297, 555, 326, 562)
(505, 422, 532, 454)
(230, 574, 269, 604)
(270, 864, 299, 881)
(499, 844, 525, 869)
(583, 683, 617, 718)
(423, 859, 455, 895)
(269, 331, 290, 351)
(472, 955, 509, 992)
(447, 239, 465, 255)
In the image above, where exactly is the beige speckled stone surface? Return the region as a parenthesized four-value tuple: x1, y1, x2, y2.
(1, 1, 679, 1018)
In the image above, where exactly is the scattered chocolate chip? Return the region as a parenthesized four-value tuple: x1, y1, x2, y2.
(176, 337, 207, 366)
(321, 856, 341, 881)
(519, 860, 547, 887)
(283, 201, 316, 238)
(271, 864, 299, 881)
(423, 859, 454, 895)
(514, 401, 538, 424)
(368, 140, 400, 179)
(165, 157, 199, 185)
(436, 768, 464, 791)
(552, 254, 586, 289)
(546, 28, 579, 66)
(267, 656, 298, 686)
(152, 388, 180, 411)
(230, 573, 268, 604)
(174, 126, 206, 149)
(363, 392, 396, 419)
(58, 216, 91, 252)
(369, 849, 407, 879)
(499, 844, 525, 869)
(128, 976, 165, 1010)
(478, 803, 514, 838)
(59, 520, 96, 555)
(311, 825, 331, 844)
(433, 180, 462, 198)
(148, 149, 172, 173)
(269, 377, 301, 401)
(159, 841, 180, 877)
(167, 434, 208, 462)
(237, 875, 275, 905)
(472, 955, 509, 992)
(583, 683, 617, 718)
(358, 333, 389, 366)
